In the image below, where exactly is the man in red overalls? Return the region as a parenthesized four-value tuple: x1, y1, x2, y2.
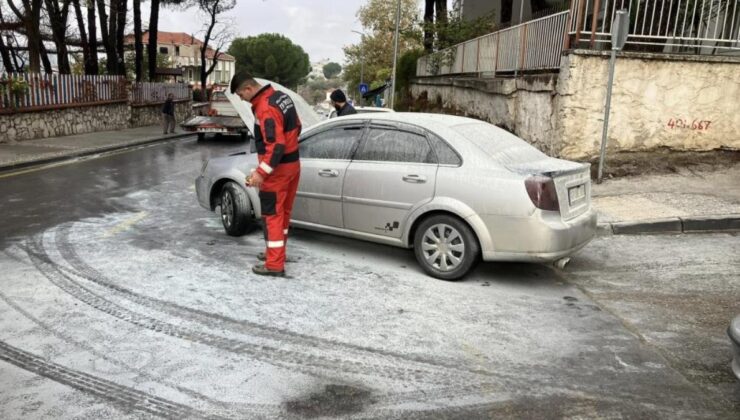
(230, 72, 301, 277)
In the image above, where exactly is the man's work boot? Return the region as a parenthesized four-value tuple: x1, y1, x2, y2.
(257, 252, 298, 263)
(252, 264, 285, 277)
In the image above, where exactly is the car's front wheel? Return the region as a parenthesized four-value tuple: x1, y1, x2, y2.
(219, 182, 251, 236)
(413, 215, 480, 281)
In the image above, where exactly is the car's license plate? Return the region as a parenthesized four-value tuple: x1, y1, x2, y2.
(568, 184, 586, 205)
(198, 127, 227, 133)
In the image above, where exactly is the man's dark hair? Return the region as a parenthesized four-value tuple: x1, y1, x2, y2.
(230, 71, 259, 94)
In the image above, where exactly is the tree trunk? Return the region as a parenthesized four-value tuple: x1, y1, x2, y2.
(96, 0, 115, 74)
(148, 0, 161, 81)
(108, 0, 119, 74)
(423, 0, 434, 52)
(133, 0, 143, 81)
(200, 1, 219, 93)
(8, 0, 43, 72)
(116, 0, 127, 75)
(87, 0, 99, 74)
(72, 0, 91, 73)
(435, 0, 448, 46)
(0, 8, 15, 72)
(39, 39, 53, 73)
(44, 0, 72, 74)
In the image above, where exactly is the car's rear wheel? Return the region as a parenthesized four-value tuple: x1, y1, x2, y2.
(220, 182, 251, 236)
(197, 132, 206, 141)
(413, 215, 480, 281)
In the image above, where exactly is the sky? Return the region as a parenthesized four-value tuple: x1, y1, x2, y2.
(158, 0, 436, 65)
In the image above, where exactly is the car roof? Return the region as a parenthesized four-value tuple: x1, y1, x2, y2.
(354, 106, 393, 112)
(306, 112, 485, 133)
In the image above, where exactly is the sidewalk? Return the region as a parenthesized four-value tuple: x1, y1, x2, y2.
(0, 126, 191, 172)
(593, 164, 740, 234)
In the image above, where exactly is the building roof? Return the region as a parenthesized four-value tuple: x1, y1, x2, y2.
(124, 31, 235, 61)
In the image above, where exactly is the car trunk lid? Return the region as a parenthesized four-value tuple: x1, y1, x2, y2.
(508, 159, 591, 220)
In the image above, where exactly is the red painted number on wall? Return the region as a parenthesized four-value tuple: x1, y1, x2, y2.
(667, 119, 712, 131)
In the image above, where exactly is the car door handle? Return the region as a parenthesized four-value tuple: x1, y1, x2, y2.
(318, 169, 339, 178)
(403, 174, 427, 183)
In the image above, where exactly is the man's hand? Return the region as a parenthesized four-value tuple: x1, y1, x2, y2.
(246, 171, 264, 189)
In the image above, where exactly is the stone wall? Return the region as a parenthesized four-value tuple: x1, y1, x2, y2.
(0, 99, 192, 143)
(0, 102, 129, 143)
(129, 100, 192, 128)
(410, 50, 740, 160)
(556, 51, 740, 159)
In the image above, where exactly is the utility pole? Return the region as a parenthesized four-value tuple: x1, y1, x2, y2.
(351, 30, 365, 85)
(389, 0, 401, 109)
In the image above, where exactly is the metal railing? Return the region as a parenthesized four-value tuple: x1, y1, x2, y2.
(0, 73, 127, 112)
(569, 0, 740, 51)
(130, 82, 191, 105)
(416, 11, 570, 76)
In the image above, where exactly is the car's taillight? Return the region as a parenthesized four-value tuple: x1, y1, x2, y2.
(525, 175, 560, 212)
(208, 108, 218, 116)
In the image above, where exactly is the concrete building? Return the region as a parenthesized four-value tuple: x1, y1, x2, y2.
(125, 31, 236, 87)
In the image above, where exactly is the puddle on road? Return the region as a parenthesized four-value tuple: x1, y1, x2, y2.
(285, 384, 374, 418)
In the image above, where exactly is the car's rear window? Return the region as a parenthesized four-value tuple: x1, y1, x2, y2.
(212, 92, 227, 101)
(452, 122, 547, 165)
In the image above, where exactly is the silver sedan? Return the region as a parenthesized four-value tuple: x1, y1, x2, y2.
(196, 113, 597, 280)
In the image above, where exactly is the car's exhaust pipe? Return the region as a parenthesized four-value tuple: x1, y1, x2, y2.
(554, 257, 571, 269)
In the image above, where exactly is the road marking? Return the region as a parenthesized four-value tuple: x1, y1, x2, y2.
(103, 212, 149, 238)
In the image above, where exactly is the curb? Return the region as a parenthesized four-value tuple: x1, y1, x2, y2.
(598, 215, 740, 236)
(0, 132, 194, 174)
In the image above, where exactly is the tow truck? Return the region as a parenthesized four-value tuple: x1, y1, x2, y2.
(181, 88, 250, 141)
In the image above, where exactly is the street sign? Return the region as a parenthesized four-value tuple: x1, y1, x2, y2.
(612, 10, 629, 51)
(359, 83, 369, 95)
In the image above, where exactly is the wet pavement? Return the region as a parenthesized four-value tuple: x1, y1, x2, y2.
(0, 137, 738, 419)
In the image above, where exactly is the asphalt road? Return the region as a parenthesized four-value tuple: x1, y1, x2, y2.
(0, 137, 738, 419)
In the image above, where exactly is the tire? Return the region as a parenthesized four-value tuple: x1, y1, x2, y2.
(413, 214, 480, 281)
(239, 131, 248, 142)
(219, 182, 252, 236)
(197, 132, 206, 141)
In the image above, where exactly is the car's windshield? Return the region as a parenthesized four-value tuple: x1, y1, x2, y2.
(453, 122, 547, 165)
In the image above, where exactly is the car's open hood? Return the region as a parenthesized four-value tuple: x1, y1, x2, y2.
(223, 79, 320, 136)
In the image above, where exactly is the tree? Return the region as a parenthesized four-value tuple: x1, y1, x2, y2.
(43, 0, 72, 74)
(7, 0, 44, 72)
(423, 0, 450, 52)
(148, 0, 187, 81)
(71, 0, 96, 74)
(86, 0, 98, 74)
(0, 7, 17, 72)
(96, 0, 116, 74)
(342, 0, 421, 100)
(322, 62, 341, 79)
(115, 0, 127, 75)
(133, 0, 143, 80)
(228, 34, 310, 89)
(147, 0, 160, 80)
(196, 0, 235, 92)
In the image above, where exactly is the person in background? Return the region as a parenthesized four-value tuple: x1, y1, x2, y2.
(330, 89, 357, 117)
(162, 93, 176, 134)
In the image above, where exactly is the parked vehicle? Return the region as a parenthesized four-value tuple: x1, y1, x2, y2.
(730, 315, 740, 380)
(196, 111, 597, 280)
(328, 106, 393, 119)
(181, 90, 250, 141)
